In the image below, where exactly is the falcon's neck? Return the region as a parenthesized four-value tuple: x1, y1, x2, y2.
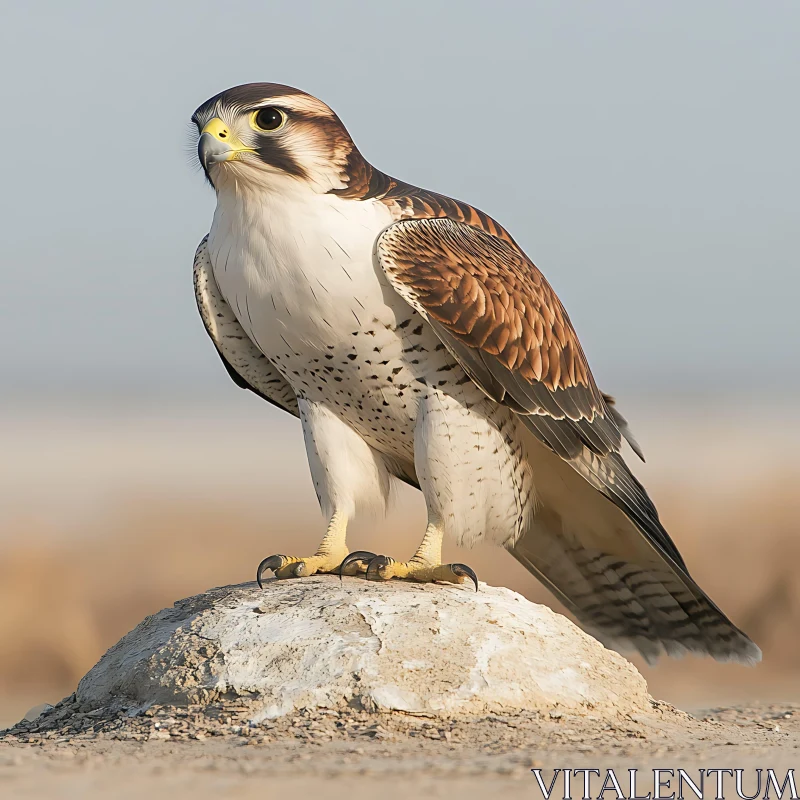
(205, 172, 400, 368)
(207, 148, 515, 251)
(207, 168, 394, 292)
(329, 150, 516, 245)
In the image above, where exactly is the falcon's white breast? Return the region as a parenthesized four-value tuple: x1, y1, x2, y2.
(205, 169, 531, 544)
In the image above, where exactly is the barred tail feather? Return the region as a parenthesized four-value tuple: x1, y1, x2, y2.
(511, 434, 761, 665)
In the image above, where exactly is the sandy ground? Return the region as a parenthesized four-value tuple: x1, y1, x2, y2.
(2, 699, 799, 799)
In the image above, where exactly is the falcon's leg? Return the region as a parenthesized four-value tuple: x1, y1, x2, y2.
(340, 390, 481, 590)
(257, 510, 350, 582)
(257, 399, 390, 584)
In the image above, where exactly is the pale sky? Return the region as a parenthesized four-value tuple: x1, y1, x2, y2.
(2, 1, 798, 397)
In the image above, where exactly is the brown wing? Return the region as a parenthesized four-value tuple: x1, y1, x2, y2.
(376, 216, 621, 460)
(375, 214, 761, 665)
(376, 216, 685, 568)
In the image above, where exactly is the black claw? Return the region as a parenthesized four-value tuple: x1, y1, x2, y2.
(338, 551, 378, 580)
(366, 555, 393, 581)
(256, 555, 287, 588)
(451, 563, 479, 592)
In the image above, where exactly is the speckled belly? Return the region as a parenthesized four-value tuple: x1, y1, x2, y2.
(264, 301, 481, 463)
(206, 186, 534, 548)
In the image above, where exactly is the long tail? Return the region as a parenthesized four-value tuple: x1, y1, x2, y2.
(510, 432, 761, 665)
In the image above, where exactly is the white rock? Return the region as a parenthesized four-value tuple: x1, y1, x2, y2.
(76, 576, 650, 719)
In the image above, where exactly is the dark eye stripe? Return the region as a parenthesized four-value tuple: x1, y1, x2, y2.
(254, 139, 307, 178)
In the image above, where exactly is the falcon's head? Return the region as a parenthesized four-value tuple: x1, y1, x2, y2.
(192, 83, 363, 194)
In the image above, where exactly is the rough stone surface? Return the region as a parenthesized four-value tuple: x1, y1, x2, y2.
(76, 576, 650, 719)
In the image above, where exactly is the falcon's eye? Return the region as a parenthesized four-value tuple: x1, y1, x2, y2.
(251, 107, 286, 132)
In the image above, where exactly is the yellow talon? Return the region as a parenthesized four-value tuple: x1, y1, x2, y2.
(364, 555, 478, 590)
(257, 552, 348, 585)
(256, 511, 351, 585)
(257, 517, 478, 591)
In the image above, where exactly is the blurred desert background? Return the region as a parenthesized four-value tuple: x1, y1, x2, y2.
(2, 391, 799, 728)
(1, 0, 799, 736)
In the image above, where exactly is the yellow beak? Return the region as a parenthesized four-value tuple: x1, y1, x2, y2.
(198, 118, 254, 168)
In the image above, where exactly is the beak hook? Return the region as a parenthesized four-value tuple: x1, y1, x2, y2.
(197, 117, 252, 170)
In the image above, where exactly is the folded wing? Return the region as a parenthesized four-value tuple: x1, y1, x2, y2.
(376, 217, 759, 664)
(194, 236, 298, 416)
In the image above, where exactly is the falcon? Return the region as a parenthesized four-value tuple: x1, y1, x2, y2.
(191, 83, 759, 664)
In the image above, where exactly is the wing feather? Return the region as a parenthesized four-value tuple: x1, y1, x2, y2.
(193, 237, 299, 416)
(375, 216, 692, 591)
(376, 217, 622, 457)
(374, 210, 755, 661)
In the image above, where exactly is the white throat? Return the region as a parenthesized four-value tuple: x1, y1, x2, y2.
(206, 171, 395, 360)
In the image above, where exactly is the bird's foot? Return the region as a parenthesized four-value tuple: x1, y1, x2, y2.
(338, 552, 479, 591)
(257, 550, 357, 586)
